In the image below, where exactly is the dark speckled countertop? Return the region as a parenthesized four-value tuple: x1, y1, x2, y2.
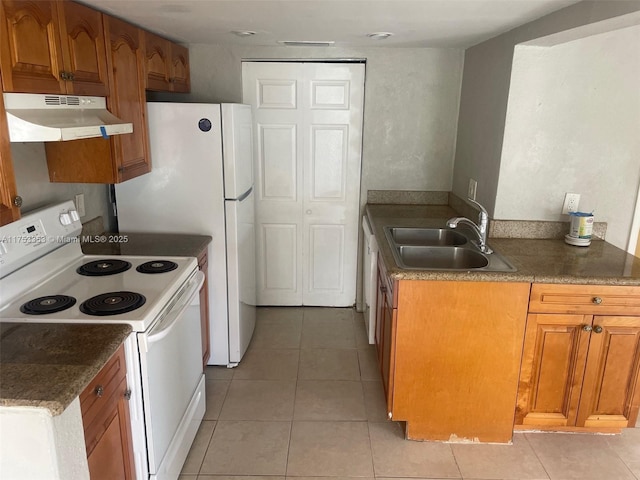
(0, 323, 131, 415)
(367, 204, 640, 285)
(81, 232, 211, 257)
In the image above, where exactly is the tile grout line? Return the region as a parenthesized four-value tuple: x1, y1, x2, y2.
(285, 308, 303, 477)
(197, 372, 232, 476)
(520, 432, 552, 480)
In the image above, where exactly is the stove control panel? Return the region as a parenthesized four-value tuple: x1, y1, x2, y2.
(0, 201, 83, 278)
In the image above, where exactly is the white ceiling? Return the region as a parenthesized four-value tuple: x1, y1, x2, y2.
(81, 0, 581, 48)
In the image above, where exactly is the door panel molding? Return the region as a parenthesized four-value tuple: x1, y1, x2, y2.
(243, 61, 364, 306)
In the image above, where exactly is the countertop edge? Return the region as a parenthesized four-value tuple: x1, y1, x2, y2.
(366, 204, 640, 286)
(0, 324, 132, 416)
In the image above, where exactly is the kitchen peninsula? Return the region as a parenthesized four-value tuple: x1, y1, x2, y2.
(0, 323, 132, 479)
(366, 198, 640, 443)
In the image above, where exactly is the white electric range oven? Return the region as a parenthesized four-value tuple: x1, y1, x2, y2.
(0, 201, 205, 480)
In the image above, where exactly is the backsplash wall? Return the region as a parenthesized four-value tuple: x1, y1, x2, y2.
(11, 142, 113, 229)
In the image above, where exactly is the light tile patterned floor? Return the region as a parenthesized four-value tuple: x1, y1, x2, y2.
(181, 307, 640, 480)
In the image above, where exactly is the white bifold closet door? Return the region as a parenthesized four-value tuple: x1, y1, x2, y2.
(242, 61, 365, 306)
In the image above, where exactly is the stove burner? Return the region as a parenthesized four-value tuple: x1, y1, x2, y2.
(77, 259, 132, 276)
(20, 295, 76, 315)
(80, 291, 146, 316)
(136, 260, 178, 274)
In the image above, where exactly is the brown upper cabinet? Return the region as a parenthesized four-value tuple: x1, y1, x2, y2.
(45, 13, 151, 183)
(1, 0, 189, 186)
(0, 0, 109, 96)
(144, 30, 190, 93)
(0, 70, 20, 226)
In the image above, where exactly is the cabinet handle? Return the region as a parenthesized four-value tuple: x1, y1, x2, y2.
(13, 196, 23, 207)
(124, 388, 132, 400)
(380, 285, 387, 293)
(592, 296, 603, 305)
(60, 71, 68, 80)
(582, 325, 592, 332)
(593, 325, 603, 334)
(95, 385, 104, 397)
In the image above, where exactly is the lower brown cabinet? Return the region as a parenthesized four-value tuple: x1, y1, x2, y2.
(373, 253, 530, 442)
(80, 344, 135, 480)
(515, 284, 640, 432)
(374, 253, 396, 416)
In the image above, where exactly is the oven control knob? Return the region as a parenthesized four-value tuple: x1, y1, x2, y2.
(59, 213, 72, 225)
(69, 210, 80, 222)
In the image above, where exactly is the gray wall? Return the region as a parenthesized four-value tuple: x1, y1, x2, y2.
(11, 143, 112, 229)
(452, 0, 640, 215)
(152, 44, 465, 209)
(495, 26, 640, 250)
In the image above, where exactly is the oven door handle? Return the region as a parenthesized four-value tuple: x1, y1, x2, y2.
(144, 271, 205, 349)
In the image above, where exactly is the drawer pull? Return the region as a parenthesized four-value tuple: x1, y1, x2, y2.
(592, 297, 603, 305)
(593, 325, 603, 334)
(582, 325, 592, 332)
(95, 385, 104, 397)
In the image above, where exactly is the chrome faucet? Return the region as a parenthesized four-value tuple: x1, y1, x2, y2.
(447, 198, 493, 254)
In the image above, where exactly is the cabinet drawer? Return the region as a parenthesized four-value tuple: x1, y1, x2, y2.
(530, 284, 640, 315)
(80, 345, 127, 454)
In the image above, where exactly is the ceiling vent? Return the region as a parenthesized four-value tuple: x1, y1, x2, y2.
(277, 40, 335, 47)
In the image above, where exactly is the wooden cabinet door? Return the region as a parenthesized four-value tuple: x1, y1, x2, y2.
(576, 316, 640, 429)
(57, 0, 108, 96)
(103, 14, 150, 181)
(373, 256, 395, 415)
(81, 345, 135, 480)
(143, 30, 171, 91)
(0, 73, 20, 225)
(515, 313, 591, 427)
(144, 31, 190, 92)
(86, 377, 135, 480)
(170, 42, 189, 92)
(380, 288, 396, 414)
(0, 0, 66, 93)
(198, 249, 211, 368)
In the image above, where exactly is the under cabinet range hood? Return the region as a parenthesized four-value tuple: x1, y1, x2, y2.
(3, 93, 133, 142)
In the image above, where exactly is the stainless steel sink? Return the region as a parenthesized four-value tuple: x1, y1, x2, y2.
(384, 226, 517, 272)
(385, 227, 467, 246)
(397, 246, 488, 269)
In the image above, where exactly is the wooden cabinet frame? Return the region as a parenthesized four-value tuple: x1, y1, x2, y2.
(516, 284, 640, 432)
(0, 0, 109, 95)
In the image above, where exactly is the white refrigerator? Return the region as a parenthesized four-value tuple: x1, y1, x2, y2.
(115, 102, 256, 366)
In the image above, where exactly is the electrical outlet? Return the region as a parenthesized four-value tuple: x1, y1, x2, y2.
(468, 178, 477, 200)
(75, 194, 86, 217)
(562, 193, 580, 215)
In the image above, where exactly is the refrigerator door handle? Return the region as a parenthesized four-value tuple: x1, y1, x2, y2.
(232, 186, 253, 203)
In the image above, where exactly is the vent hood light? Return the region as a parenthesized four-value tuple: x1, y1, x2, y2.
(277, 40, 335, 47)
(367, 32, 393, 40)
(3, 93, 133, 142)
(232, 30, 256, 37)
